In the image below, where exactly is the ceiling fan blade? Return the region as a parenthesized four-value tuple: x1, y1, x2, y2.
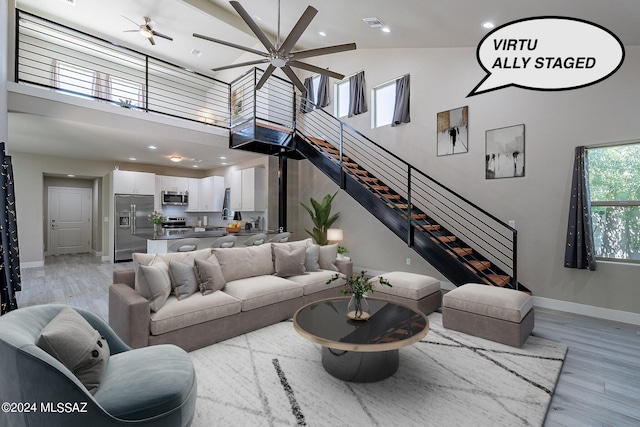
(291, 43, 357, 60)
(193, 33, 268, 57)
(288, 61, 344, 80)
(149, 37, 156, 46)
(123, 30, 140, 33)
(121, 15, 141, 27)
(281, 65, 307, 93)
(212, 59, 269, 72)
(229, 1, 276, 52)
(152, 31, 173, 41)
(255, 65, 276, 91)
(278, 6, 317, 55)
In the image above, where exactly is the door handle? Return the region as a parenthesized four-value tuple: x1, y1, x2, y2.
(131, 204, 136, 235)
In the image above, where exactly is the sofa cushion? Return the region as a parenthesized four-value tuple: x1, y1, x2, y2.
(133, 249, 212, 290)
(222, 276, 303, 311)
(137, 258, 172, 312)
(93, 344, 195, 420)
(36, 307, 110, 395)
(443, 283, 533, 323)
(213, 244, 274, 282)
(273, 245, 307, 277)
(149, 291, 242, 336)
(168, 257, 199, 301)
(371, 272, 440, 300)
(272, 239, 320, 272)
(318, 244, 339, 271)
(194, 256, 226, 295)
(287, 270, 346, 295)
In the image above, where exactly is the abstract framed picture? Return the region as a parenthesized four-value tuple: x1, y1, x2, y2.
(437, 106, 469, 156)
(485, 124, 525, 179)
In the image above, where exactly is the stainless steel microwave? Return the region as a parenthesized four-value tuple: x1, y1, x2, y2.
(161, 191, 189, 206)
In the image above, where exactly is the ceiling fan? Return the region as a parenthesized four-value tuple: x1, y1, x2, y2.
(193, 0, 356, 93)
(122, 16, 173, 46)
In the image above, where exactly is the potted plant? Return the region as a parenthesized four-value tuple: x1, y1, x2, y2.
(148, 210, 164, 235)
(337, 245, 349, 260)
(300, 191, 340, 245)
(326, 271, 391, 320)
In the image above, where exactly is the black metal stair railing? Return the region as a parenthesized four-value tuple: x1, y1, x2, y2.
(294, 97, 523, 291)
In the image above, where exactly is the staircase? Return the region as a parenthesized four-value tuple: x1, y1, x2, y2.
(228, 68, 529, 293)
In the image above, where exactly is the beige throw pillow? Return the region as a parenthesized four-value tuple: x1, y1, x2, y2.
(194, 255, 227, 295)
(169, 257, 199, 300)
(36, 307, 110, 395)
(318, 244, 339, 271)
(273, 245, 307, 277)
(137, 258, 172, 312)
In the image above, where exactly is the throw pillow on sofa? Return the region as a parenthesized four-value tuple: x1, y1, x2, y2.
(169, 256, 199, 300)
(194, 255, 227, 295)
(213, 244, 275, 282)
(273, 245, 307, 277)
(36, 307, 110, 395)
(318, 244, 339, 271)
(282, 238, 320, 272)
(137, 257, 172, 312)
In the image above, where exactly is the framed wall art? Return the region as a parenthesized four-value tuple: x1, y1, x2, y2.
(437, 106, 468, 156)
(485, 124, 525, 179)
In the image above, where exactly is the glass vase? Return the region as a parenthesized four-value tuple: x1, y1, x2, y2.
(347, 294, 370, 320)
(154, 223, 163, 235)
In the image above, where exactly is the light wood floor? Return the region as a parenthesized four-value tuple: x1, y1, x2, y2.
(16, 254, 640, 426)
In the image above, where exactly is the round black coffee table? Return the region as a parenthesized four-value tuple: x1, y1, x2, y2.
(293, 297, 429, 382)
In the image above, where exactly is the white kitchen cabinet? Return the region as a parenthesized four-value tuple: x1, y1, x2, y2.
(113, 170, 155, 195)
(198, 176, 225, 211)
(187, 178, 200, 211)
(154, 176, 162, 211)
(230, 167, 266, 211)
(159, 176, 189, 193)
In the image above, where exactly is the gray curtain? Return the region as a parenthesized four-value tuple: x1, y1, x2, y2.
(564, 146, 597, 271)
(0, 142, 21, 315)
(300, 77, 315, 114)
(348, 71, 367, 117)
(317, 75, 330, 108)
(391, 74, 410, 127)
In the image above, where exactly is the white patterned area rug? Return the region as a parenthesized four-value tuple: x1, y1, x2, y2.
(189, 312, 567, 427)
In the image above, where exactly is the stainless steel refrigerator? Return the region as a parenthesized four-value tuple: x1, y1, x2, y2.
(114, 194, 154, 262)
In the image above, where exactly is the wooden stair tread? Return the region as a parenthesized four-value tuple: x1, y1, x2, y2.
(447, 247, 473, 257)
(350, 168, 369, 175)
(360, 176, 379, 183)
(393, 203, 413, 210)
(416, 224, 441, 232)
(382, 194, 402, 200)
(328, 152, 350, 162)
(431, 235, 456, 243)
(343, 162, 359, 168)
(465, 260, 491, 272)
(370, 185, 390, 191)
(401, 213, 427, 220)
(482, 274, 511, 287)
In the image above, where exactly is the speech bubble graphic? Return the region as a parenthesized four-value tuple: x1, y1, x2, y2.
(468, 17, 625, 97)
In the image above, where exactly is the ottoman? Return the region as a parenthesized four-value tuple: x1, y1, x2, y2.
(442, 283, 534, 347)
(371, 271, 442, 315)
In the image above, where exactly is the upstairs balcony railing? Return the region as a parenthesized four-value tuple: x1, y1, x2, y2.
(15, 10, 230, 128)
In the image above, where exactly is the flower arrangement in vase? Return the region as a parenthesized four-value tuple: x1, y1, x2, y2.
(326, 270, 391, 320)
(148, 210, 164, 235)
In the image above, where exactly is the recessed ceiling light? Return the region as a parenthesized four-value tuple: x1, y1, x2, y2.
(221, 162, 228, 165)
(220, 156, 227, 160)
(318, 31, 327, 37)
(363, 17, 384, 28)
(381, 27, 391, 33)
(148, 145, 157, 150)
(128, 157, 137, 161)
(170, 156, 182, 163)
(67, 174, 75, 177)
(482, 22, 495, 29)
(192, 165, 199, 168)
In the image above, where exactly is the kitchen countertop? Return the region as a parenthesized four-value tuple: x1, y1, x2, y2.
(142, 228, 279, 240)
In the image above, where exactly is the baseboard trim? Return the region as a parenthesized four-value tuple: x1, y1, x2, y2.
(20, 261, 44, 269)
(533, 296, 640, 326)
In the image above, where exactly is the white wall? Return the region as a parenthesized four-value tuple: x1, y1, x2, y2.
(295, 46, 640, 315)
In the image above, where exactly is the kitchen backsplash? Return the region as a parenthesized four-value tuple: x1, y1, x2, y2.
(160, 205, 267, 230)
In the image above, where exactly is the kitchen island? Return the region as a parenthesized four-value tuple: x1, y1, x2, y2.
(144, 228, 283, 253)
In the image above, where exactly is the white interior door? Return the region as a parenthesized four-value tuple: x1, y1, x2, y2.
(48, 187, 92, 255)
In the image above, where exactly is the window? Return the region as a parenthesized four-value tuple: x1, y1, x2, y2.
(371, 80, 397, 128)
(588, 143, 640, 262)
(334, 79, 350, 118)
(57, 62, 94, 98)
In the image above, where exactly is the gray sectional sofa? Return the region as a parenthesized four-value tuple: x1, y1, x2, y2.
(109, 239, 352, 352)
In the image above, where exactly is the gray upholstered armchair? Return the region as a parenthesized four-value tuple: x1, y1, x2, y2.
(0, 305, 196, 427)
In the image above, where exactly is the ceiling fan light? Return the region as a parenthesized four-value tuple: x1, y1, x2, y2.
(271, 57, 287, 67)
(140, 28, 153, 38)
(170, 156, 182, 162)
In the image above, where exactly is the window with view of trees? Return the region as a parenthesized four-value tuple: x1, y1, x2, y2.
(588, 143, 640, 262)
